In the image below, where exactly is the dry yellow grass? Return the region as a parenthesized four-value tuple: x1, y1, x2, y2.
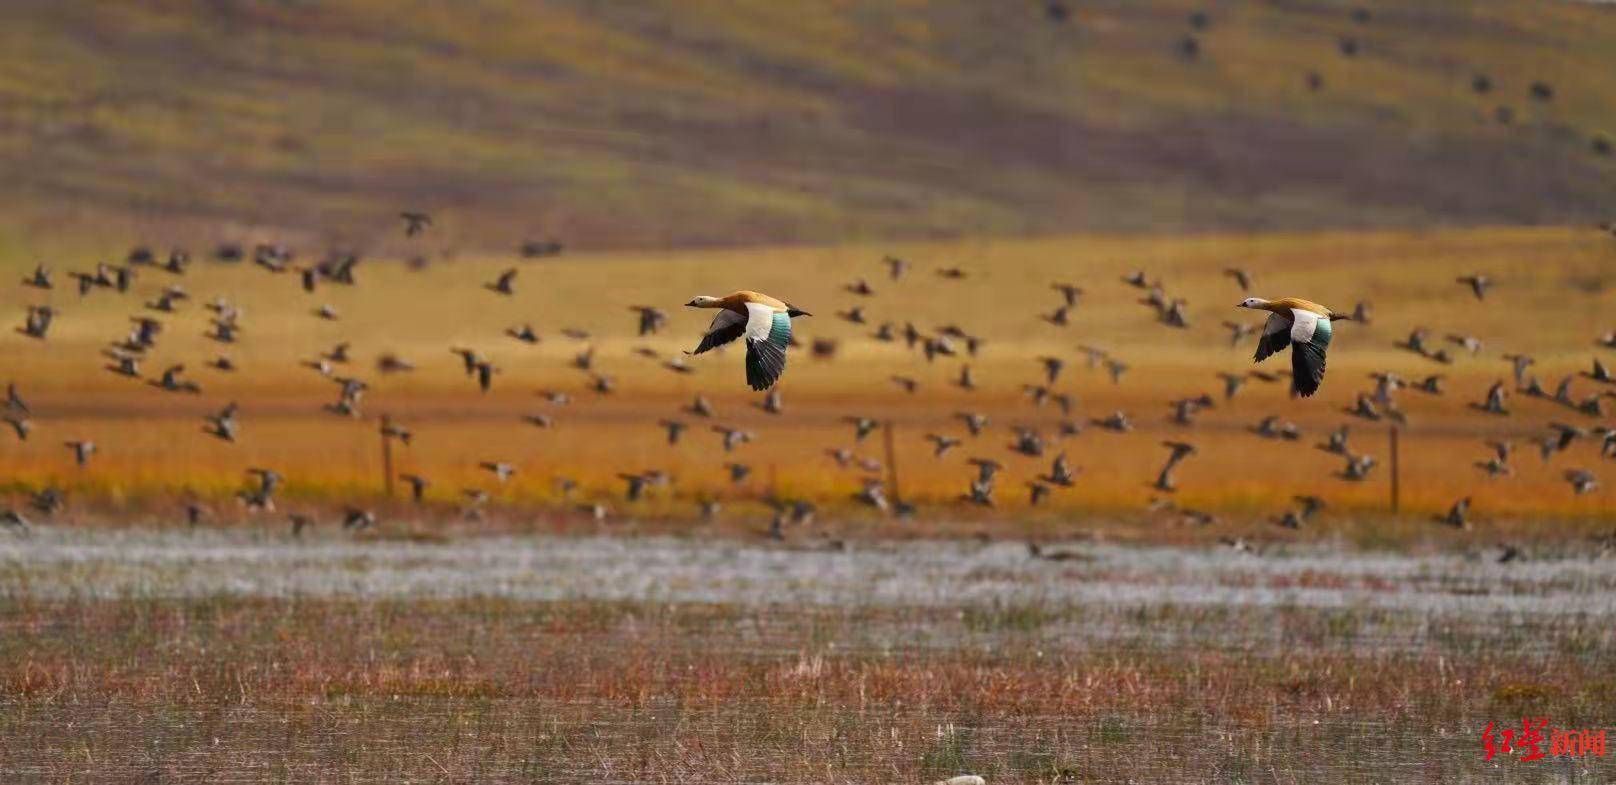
(2, 225, 1614, 532)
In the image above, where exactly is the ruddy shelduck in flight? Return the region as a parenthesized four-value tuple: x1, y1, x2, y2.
(685, 291, 810, 390)
(1237, 297, 1348, 397)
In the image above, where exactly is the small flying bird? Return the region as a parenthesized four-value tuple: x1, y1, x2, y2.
(1092, 411, 1132, 432)
(1252, 415, 1300, 440)
(1155, 441, 1197, 492)
(1026, 482, 1051, 506)
(725, 463, 751, 483)
(956, 411, 988, 436)
(486, 268, 518, 295)
(1475, 455, 1511, 478)
(891, 376, 919, 394)
(3, 414, 30, 441)
(1223, 268, 1254, 292)
(1, 509, 31, 532)
(925, 433, 962, 458)
(837, 305, 866, 324)
(712, 425, 753, 452)
(1237, 297, 1347, 397)
(203, 402, 239, 442)
(1503, 354, 1535, 388)
(399, 474, 430, 503)
(844, 416, 879, 442)
(65, 440, 96, 467)
(1584, 357, 1615, 385)
(935, 266, 968, 279)
(659, 419, 687, 445)
(882, 255, 910, 280)
(1548, 422, 1586, 452)
(150, 365, 202, 394)
(1294, 495, 1327, 521)
(1412, 375, 1445, 395)
(1040, 452, 1078, 486)
(1447, 334, 1484, 356)
(751, 388, 782, 415)
(1223, 321, 1256, 348)
(400, 211, 432, 236)
(19, 305, 54, 339)
(1553, 376, 1575, 405)
(104, 349, 141, 378)
(631, 305, 668, 336)
(962, 478, 995, 507)
(506, 324, 540, 344)
(1473, 381, 1510, 415)
(1051, 282, 1083, 306)
(1339, 453, 1377, 481)
(522, 413, 554, 428)
(618, 473, 653, 502)
(1104, 359, 1129, 385)
(1217, 372, 1248, 400)
(967, 457, 1004, 484)
(479, 461, 517, 483)
(954, 364, 977, 390)
(687, 394, 714, 418)
(343, 508, 376, 531)
(685, 291, 810, 390)
(23, 264, 51, 289)
(844, 278, 875, 296)
(853, 479, 889, 511)
(1038, 356, 1065, 384)
(1166, 396, 1202, 426)
(1316, 425, 1351, 455)
(1344, 392, 1380, 421)
(1564, 469, 1598, 495)
(1456, 274, 1493, 300)
(1009, 427, 1045, 457)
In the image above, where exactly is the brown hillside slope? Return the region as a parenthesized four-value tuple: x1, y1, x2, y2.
(0, 0, 1613, 252)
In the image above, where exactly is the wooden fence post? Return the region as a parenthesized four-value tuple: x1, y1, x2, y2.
(379, 414, 395, 498)
(883, 420, 901, 507)
(1389, 426, 1400, 515)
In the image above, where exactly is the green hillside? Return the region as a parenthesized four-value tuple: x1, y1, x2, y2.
(2, 0, 1614, 253)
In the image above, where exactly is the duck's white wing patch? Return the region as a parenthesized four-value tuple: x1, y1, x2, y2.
(1289, 309, 1320, 343)
(743, 301, 775, 343)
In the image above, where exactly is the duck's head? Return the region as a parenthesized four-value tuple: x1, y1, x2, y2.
(684, 295, 721, 308)
(1237, 297, 1268, 309)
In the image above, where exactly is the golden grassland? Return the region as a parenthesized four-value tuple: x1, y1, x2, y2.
(2, 226, 1615, 539)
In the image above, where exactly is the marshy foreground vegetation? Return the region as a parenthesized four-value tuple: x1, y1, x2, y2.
(3, 0, 1616, 782)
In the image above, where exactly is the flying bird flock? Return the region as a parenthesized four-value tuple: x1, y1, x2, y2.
(1, 208, 1613, 550)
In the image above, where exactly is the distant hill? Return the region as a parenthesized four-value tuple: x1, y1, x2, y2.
(2, 0, 1614, 253)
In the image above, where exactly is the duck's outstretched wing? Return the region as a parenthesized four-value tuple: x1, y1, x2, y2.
(1289, 309, 1332, 397)
(743, 302, 791, 391)
(691, 309, 747, 354)
(1254, 312, 1293, 362)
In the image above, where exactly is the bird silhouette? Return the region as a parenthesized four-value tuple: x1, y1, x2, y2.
(486, 268, 518, 295)
(1456, 274, 1493, 300)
